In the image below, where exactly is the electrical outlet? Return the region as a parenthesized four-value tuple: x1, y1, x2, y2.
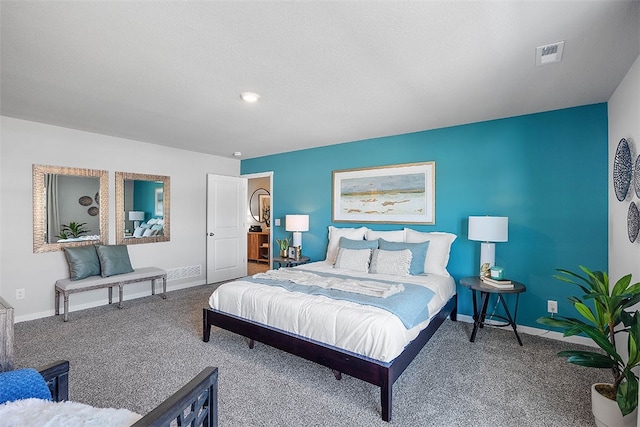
(16, 288, 25, 300)
(547, 300, 558, 314)
(275, 218, 281, 226)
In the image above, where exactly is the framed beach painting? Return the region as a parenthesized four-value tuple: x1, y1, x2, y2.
(332, 162, 435, 224)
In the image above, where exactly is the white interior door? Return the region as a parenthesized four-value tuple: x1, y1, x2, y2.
(206, 174, 247, 284)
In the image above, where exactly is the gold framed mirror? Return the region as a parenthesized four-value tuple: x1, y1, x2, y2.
(33, 164, 109, 253)
(115, 172, 170, 245)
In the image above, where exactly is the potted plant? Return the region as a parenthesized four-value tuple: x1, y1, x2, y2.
(537, 266, 640, 427)
(275, 237, 290, 258)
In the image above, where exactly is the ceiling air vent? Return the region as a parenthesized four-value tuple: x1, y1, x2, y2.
(535, 41, 564, 66)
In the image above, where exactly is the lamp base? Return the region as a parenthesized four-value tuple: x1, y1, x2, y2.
(479, 242, 495, 276)
(292, 231, 302, 248)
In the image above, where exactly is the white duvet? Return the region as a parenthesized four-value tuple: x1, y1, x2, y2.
(209, 261, 455, 363)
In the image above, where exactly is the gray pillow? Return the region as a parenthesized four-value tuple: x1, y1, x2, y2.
(378, 239, 430, 275)
(63, 246, 101, 281)
(95, 245, 134, 277)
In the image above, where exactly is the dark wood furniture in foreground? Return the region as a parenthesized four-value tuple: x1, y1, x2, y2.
(203, 295, 457, 422)
(460, 276, 526, 346)
(39, 360, 219, 426)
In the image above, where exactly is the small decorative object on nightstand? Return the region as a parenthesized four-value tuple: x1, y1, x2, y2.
(460, 276, 526, 346)
(490, 265, 505, 280)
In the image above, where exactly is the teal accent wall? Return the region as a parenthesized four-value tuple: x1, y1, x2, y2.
(241, 104, 608, 329)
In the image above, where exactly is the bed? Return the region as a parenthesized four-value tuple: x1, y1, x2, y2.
(202, 227, 457, 422)
(1, 360, 219, 426)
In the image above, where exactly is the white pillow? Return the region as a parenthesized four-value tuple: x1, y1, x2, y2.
(334, 248, 371, 272)
(404, 228, 457, 276)
(133, 227, 145, 237)
(365, 229, 404, 242)
(326, 226, 368, 264)
(142, 228, 155, 237)
(370, 249, 411, 276)
(147, 218, 158, 225)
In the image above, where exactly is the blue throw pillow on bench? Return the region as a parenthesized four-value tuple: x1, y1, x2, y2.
(0, 368, 52, 404)
(95, 245, 134, 277)
(63, 246, 101, 281)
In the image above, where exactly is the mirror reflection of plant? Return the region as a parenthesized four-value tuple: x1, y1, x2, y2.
(57, 221, 90, 239)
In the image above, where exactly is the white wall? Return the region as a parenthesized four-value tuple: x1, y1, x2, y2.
(0, 116, 239, 321)
(609, 54, 640, 285)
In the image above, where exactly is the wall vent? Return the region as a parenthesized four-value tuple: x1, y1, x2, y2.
(535, 41, 565, 66)
(167, 265, 201, 281)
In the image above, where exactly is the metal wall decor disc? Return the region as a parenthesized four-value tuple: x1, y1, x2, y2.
(628, 202, 640, 243)
(613, 138, 632, 201)
(634, 154, 640, 199)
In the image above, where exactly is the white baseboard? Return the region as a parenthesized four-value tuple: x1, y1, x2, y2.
(14, 279, 206, 323)
(455, 314, 596, 347)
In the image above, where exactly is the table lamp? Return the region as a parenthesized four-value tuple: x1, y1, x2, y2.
(285, 214, 309, 256)
(468, 216, 508, 274)
(129, 211, 145, 229)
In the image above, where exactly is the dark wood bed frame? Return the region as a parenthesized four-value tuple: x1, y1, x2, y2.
(203, 294, 456, 422)
(38, 360, 219, 427)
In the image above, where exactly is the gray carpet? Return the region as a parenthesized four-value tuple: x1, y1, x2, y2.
(13, 283, 608, 426)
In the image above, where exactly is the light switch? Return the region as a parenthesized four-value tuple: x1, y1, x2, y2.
(275, 218, 281, 226)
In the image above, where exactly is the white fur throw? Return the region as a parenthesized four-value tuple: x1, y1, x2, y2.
(0, 398, 142, 427)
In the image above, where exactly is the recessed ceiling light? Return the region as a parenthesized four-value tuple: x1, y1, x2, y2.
(240, 92, 260, 103)
(233, 152, 242, 157)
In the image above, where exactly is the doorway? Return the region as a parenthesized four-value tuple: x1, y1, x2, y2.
(244, 172, 273, 275)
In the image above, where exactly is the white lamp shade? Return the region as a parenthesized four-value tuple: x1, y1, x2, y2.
(468, 216, 508, 242)
(286, 214, 309, 249)
(285, 215, 309, 232)
(128, 211, 145, 221)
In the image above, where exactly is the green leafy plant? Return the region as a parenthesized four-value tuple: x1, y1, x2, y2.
(58, 221, 90, 238)
(537, 266, 640, 416)
(275, 237, 290, 251)
(55, 230, 70, 240)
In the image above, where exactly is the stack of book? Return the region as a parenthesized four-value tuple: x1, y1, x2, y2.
(481, 276, 514, 289)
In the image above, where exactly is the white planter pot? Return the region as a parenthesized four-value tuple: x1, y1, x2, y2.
(592, 384, 637, 427)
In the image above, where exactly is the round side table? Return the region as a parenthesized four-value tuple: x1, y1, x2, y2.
(460, 276, 526, 346)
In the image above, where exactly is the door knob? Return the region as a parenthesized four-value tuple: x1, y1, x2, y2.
(208, 232, 214, 236)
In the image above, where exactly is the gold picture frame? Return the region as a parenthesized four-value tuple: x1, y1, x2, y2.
(332, 162, 435, 224)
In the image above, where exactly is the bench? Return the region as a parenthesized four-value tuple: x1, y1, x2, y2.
(55, 267, 167, 322)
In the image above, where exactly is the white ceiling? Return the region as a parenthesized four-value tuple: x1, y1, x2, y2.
(1, 1, 639, 160)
